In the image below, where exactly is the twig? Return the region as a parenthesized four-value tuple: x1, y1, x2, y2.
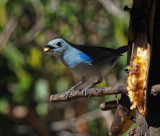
(0, 110, 113, 134)
(21, 0, 44, 43)
(50, 85, 127, 103)
(151, 84, 160, 96)
(99, 0, 123, 16)
(99, 0, 126, 21)
(100, 100, 118, 111)
(0, 18, 18, 47)
(50, 109, 113, 131)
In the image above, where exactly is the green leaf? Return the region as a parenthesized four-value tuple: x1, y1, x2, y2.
(34, 79, 49, 101)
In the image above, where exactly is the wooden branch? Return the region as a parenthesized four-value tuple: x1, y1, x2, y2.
(109, 95, 135, 135)
(21, 0, 44, 43)
(1, 110, 113, 134)
(151, 84, 160, 95)
(50, 109, 111, 131)
(50, 85, 127, 103)
(0, 18, 18, 47)
(99, 100, 118, 111)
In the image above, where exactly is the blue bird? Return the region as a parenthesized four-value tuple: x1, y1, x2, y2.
(43, 38, 128, 98)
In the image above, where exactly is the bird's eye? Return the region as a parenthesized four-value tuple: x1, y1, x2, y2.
(57, 42, 62, 47)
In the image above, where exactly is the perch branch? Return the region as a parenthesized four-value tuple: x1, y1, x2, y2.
(151, 84, 160, 95)
(50, 85, 127, 103)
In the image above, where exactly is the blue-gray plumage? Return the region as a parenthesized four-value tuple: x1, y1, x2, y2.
(43, 38, 128, 98)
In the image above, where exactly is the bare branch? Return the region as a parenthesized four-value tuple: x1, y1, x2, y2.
(100, 100, 118, 111)
(50, 85, 127, 103)
(151, 84, 160, 95)
(21, 0, 44, 43)
(0, 18, 18, 47)
(50, 109, 113, 131)
(99, 0, 125, 20)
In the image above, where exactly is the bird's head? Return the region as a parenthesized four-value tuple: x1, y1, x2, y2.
(43, 38, 70, 56)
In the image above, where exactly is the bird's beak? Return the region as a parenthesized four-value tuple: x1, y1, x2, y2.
(43, 45, 53, 52)
(43, 47, 50, 52)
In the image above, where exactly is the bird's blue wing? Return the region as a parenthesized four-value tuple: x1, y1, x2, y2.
(71, 44, 121, 64)
(79, 53, 94, 64)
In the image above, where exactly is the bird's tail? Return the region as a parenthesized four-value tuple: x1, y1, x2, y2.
(116, 45, 128, 54)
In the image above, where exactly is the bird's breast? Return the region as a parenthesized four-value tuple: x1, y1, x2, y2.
(69, 63, 97, 76)
(60, 52, 98, 76)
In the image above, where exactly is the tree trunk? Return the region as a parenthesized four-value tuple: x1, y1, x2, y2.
(129, 0, 160, 135)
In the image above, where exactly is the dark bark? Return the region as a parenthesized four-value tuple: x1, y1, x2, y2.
(129, 0, 160, 135)
(146, 0, 160, 126)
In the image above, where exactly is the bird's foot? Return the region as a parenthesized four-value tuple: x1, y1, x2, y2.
(83, 83, 95, 96)
(83, 87, 90, 96)
(65, 87, 75, 99)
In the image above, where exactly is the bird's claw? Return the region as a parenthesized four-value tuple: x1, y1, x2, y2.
(83, 88, 89, 96)
(65, 88, 74, 99)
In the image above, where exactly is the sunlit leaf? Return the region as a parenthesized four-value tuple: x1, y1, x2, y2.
(0, 1, 7, 28)
(34, 79, 49, 101)
(56, 78, 70, 93)
(0, 97, 9, 114)
(28, 47, 42, 69)
(36, 102, 49, 116)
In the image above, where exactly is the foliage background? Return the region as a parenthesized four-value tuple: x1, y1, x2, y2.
(0, 0, 133, 135)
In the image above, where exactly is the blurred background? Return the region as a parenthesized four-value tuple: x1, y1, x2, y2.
(0, 0, 134, 136)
